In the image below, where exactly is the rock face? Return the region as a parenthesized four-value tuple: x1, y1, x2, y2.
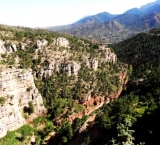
(53, 37, 69, 47)
(34, 61, 81, 78)
(0, 69, 46, 138)
(0, 39, 19, 54)
(86, 58, 99, 71)
(36, 39, 48, 49)
(99, 46, 117, 63)
(61, 62, 81, 76)
(0, 40, 6, 54)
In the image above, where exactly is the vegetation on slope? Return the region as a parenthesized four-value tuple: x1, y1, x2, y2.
(83, 28, 160, 145)
(0, 25, 126, 144)
(1, 25, 160, 145)
(111, 29, 160, 79)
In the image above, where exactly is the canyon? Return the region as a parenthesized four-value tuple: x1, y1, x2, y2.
(0, 26, 127, 144)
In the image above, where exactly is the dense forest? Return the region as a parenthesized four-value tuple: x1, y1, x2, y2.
(48, 28, 160, 145)
(84, 28, 160, 145)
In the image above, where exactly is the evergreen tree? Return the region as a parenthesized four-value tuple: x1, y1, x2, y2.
(111, 116, 145, 145)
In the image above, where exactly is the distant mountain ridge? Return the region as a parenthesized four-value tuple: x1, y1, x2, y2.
(74, 12, 117, 25)
(123, 8, 143, 15)
(46, 0, 160, 43)
(140, 0, 160, 11)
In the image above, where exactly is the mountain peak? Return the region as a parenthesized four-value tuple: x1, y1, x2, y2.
(73, 11, 117, 25)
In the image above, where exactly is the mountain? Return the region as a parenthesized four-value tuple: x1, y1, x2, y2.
(52, 20, 124, 43)
(47, 12, 117, 32)
(73, 12, 117, 25)
(127, 13, 160, 31)
(123, 1, 160, 15)
(123, 8, 143, 15)
(46, 0, 160, 43)
(140, 0, 160, 12)
(113, 13, 141, 26)
(147, 4, 160, 13)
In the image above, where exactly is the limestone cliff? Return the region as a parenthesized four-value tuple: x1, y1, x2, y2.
(53, 37, 69, 47)
(0, 68, 46, 138)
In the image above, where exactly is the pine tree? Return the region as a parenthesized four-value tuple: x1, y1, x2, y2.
(117, 117, 135, 145)
(111, 116, 145, 145)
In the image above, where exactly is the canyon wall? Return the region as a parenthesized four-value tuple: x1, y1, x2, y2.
(0, 68, 46, 138)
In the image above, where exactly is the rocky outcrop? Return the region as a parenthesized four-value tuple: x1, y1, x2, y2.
(99, 46, 117, 63)
(61, 62, 81, 76)
(35, 39, 48, 49)
(53, 37, 69, 47)
(0, 40, 6, 54)
(86, 58, 98, 71)
(11, 44, 17, 52)
(0, 39, 19, 54)
(0, 68, 46, 138)
(34, 60, 81, 78)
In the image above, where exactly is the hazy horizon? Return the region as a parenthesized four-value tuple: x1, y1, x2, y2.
(0, 0, 156, 28)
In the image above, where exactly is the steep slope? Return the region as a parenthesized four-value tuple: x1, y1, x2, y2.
(147, 4, 160, 13)
(0, 25, 127, 144)
(113, 13, 140, 27)
(111, 30, 160, 72)
(76, 29, 160, 145)
(0, 68, 46, 138)
(110, 29, 160, 145)
(127, 13, 160, 32)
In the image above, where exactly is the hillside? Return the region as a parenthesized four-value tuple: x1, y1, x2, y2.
(0, 25, 160, 145)
(0, 25, 127, 144)
(62, 28, 160, 145)
(111, 29, 160, 79)
(112, 29, 160, 145)
(127, 13, 160, 32)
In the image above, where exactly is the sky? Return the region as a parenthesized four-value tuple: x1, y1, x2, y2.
(0, 0, 156, 28)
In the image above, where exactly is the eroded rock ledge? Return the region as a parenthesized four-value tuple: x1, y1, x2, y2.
(0, 68, 46, 138)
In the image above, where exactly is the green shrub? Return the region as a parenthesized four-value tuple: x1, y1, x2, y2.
(0, 125, 34, 145)
(28, 101, 34, 114)
(0, 97, 5, 105)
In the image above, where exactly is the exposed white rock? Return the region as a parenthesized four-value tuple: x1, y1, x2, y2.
(37, 68, 53, 78)
(86, 58, 99, 71)
(0, 39, 6, 54)
(11, 44, 17, 52)
(36, 39, 48, 49)
(0, 68, 46, 138)
(99, 47, 117, 63)
(62, 62, 81, 76)
(53, 37, 69, 47)
(34, 60, 80, 78)
(0, 39, 19, 54)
